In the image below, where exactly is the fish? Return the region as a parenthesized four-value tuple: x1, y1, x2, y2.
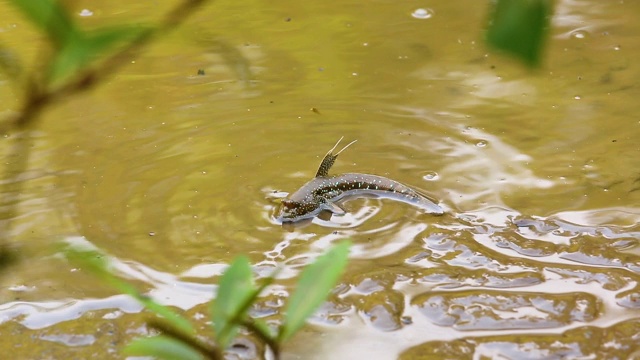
(276, 137, 444, 223)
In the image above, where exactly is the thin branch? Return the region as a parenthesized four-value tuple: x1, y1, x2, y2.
(240, 319, 281, 360)
(215, 272, 281, 358)
(0, 0, 210, 243)
(9, 0, 209, 130)
(217, 273, 277, 342)
(148, 319, 224, 360)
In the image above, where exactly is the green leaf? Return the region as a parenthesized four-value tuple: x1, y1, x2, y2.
(47, 35, 88, 84)
(48, 26, 148, 84)
(9, 0, 79, 47)
(64, 246, 194, 333)
(486, 0, 552, 67)
(211, 256, 256, 349)
(251, 318, 273, 338)
(279, 241, 351, 342)
(124, 335, 203, 360)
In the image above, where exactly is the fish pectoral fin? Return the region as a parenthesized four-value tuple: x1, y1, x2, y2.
(316, 196, 346, 215)
(324, 201, 346, 215)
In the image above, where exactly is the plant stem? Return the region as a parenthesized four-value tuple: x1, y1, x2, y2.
(0, 0, 210, 244)
(8, 0, 209, 131)
(240, 319, 281, 360)
(149, 319, 224, 360)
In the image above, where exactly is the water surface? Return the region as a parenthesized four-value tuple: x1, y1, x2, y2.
(0, 0, 639, 359)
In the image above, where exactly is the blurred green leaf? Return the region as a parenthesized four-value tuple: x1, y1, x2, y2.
(279, 241, 351, 342)
(48, 37, 87, 84)
(48, 26, 148, 84)
(212, 256, 255, 349)
(252, 318, 273, 338)
(64, 247, 194, 333)
(124, 335, 203, 360)
(486, 0, 552, 67)
(9, 0, 79, 47)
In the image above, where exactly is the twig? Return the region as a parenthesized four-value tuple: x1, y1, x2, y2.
(11, 0, 209, 130)
(240, 319, 281, 360)
(149, 319, 224, 360)
(216, 273, 280, 358)
(0, 0, 210, 244)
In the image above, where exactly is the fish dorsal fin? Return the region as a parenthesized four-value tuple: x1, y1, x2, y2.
(315, 137, 357, 177)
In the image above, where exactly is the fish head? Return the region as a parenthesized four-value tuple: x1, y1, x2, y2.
(277, 199, 320, 222)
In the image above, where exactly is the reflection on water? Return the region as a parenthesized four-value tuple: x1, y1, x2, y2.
(288, 206, 640, 360)
(1, 203, 636, 358)
(0, 295, 142, 330)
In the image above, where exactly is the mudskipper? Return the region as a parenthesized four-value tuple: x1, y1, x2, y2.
(277, 137, 444, 223)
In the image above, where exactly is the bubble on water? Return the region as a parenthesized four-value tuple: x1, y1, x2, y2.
(79, 9, 93, 17)
(476, 140, 488, 148)
(613, 45, 621, 51)
(8, 285, 35, 292)
(423, 172, 439, 181)
(570, 29, 590, 40)
(411, 8, 434, 19)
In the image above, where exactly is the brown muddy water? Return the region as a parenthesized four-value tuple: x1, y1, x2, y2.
(0, 0, 639, 359)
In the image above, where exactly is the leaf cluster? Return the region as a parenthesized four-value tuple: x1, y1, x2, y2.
(65, 241, 351, 360)
(1, 0, 206, 131)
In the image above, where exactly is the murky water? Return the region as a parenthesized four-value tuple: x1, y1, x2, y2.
(0, 0, 639, 359)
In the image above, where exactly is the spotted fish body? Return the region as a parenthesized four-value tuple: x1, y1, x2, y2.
(277, 138, 444, 223)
